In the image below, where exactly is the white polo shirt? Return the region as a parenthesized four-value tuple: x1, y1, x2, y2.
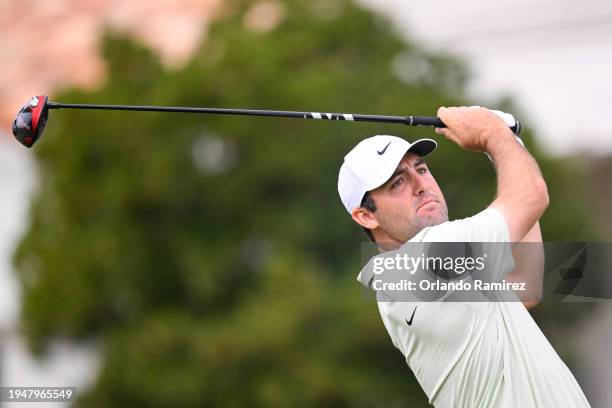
(358, 208, 591, 407)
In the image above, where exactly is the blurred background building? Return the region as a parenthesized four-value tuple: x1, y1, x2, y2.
(1, 0, 611, 406)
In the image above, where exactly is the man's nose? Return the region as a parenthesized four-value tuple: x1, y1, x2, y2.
(411, 171, 426, 195)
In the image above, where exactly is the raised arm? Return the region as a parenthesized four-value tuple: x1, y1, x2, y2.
(505, 221, 544, 309)
(435, 107, 549, 243)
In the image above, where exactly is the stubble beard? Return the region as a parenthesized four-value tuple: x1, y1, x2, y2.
(375, 202, 450, 248)
(402, 203, 449, 242)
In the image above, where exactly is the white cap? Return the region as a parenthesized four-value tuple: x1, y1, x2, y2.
(337, 135, 437, 213)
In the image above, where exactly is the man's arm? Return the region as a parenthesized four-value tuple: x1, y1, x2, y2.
(435, 107, 549, 243)
(436, 107, 548, 309)
(505, 221, 544, 310)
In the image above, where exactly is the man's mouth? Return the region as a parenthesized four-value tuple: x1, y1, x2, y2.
(417, 199, 437, 211)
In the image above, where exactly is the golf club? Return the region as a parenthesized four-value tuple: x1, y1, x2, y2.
(12, 95, 521, 148)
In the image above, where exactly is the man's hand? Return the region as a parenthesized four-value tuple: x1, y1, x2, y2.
(434, 106, 514, 152)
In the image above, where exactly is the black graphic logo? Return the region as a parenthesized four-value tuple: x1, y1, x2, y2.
(377, 142, 391, 155)
(405, 306, 417, 326)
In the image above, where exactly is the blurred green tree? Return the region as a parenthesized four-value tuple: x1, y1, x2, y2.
(13, 0, 598, 406)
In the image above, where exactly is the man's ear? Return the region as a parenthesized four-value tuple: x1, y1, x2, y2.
(351, 207, 379, 230)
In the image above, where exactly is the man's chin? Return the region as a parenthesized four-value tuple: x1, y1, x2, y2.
(417, 211, 448, 228)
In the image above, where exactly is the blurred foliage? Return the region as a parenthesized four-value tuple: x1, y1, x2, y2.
(13, 0, 599, 406)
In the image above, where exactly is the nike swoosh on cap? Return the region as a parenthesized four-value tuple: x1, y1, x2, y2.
(377, 142, 391, 155)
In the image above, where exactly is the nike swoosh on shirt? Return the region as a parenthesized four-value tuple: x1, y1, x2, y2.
(405, 306, 417, 326)
(377, 142, 391, 155)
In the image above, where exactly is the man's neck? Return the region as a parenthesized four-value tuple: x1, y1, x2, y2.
(376, 240, 404, 253)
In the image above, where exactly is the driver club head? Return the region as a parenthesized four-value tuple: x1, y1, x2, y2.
(12, 95, 49, 148)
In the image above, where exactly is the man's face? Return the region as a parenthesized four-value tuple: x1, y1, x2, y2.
(357, 152, 449, 244)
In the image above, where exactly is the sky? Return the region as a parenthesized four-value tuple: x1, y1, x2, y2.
(358, 0, 612, 156)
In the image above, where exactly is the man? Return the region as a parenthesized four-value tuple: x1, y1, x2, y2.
(337, 107, 591, 407)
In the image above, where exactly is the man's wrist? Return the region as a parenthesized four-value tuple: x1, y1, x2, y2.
(483, 126, 517, 156)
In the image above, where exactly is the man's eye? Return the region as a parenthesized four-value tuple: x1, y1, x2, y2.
(417, 168, 428, 175)
(392, 177, 404, 188)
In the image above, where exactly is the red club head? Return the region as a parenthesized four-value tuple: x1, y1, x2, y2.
(12, 95, 50, 148)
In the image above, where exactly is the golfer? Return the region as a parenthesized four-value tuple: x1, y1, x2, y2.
(337, 107, 591, 407)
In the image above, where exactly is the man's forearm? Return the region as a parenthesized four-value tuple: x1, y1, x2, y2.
(487, 129, 549, 242)
(486, 129, 543, 193)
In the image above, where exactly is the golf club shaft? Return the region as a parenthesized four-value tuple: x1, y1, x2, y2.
(44, 102, 464, 130)
(46, 102, 520, 133)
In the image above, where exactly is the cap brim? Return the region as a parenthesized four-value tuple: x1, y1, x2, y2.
(407, 138, 437, 157)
